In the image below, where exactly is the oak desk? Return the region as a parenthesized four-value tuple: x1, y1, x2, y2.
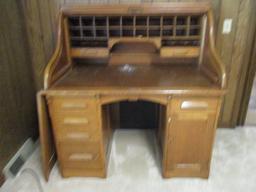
(37, 3, 226, 180)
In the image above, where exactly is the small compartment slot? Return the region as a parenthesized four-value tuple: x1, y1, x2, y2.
(82, 17, 94, 26)
(123, 16, 134, 26)
(69, 17, 80, 26)
(176, 16, 187, 25)
(176, 29, 186, 36)
(189, 28, 200, 36)
(95, 17, 107, 26)
(96, 30, 107, 37)
(123, 30, 133, 37)
(109, 17, 121, 26)
(149, 16, 161, 26)
(109, 30, 121, 37)
(83, 30, 94, 37)
(136, 30, 147, 37)
(149, 30, 160, 37)
(136, 16, 147, 26)
(190, 16, 201, 25)
(163, 17, 174, 26)
(163, 29, 173, 37)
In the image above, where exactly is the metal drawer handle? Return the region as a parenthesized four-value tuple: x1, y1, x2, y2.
(61, 103, 87, 109)
(181, 101, 208, 110)
(66, 133, 90, 140)
(63, 118, 89, 125)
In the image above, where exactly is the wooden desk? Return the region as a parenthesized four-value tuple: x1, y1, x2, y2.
(37, 3, 226, 180)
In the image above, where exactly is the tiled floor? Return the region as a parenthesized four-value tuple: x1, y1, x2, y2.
(1, 127, 256, 192)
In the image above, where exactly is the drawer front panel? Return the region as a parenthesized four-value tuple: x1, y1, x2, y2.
(48, 97, 97, 114)
(172, 98, 218, 112)
(51, 112, 100, 141)
(48, 97, 101, 142)
(58, 142, 103, 169)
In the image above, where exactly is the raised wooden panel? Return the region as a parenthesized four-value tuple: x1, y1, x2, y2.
(165, 111, 216, 178)
(58, 141, 104, 169)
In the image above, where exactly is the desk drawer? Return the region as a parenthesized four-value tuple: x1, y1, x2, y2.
(172, 98, 218, 112)
(58, 141, 104, 169)
(51, 112, 100, 141)
(48, 97, 97, 113)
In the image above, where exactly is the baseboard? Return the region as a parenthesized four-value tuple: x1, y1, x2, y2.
(0, 173, 5, 187)
(245, 110, 256, 125)
(3, 138, 36, 179)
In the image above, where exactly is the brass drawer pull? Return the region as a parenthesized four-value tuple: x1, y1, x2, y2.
(63, 118, 89, 125)
(66, 133, 90, 140)
(61, 103, 87, 109)
(181, 101, 208, 110)
(69, 153, 94, 161)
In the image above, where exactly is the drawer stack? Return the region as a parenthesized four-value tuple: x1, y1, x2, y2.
(47, 96, 106, 178)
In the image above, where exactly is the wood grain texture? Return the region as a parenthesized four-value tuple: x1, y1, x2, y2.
(0, 0, 37, 171)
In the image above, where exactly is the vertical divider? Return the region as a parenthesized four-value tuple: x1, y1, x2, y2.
(173, 16, 177, 37)
(147, 16, 149, 38)
(133, 16, 136, 37)
(93, 16, 96, 39)
(120, 16, 123, 37)
(79, 16, 83, 39)
(186, 16, 191, 37)
(160, 16, 163, 38)
(106, 16, 109, 38)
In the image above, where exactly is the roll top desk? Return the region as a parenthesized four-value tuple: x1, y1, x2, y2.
(37, 3, 226, 181)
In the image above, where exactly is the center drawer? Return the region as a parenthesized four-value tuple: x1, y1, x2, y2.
(58, 141, 104, 169)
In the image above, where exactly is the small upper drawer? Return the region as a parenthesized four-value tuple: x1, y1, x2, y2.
(171, 98, 219, 112)
(47, 96, 97, 113)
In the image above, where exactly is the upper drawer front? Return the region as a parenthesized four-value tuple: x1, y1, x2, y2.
(58, 141, 104, 169)
(48, 97, 97, 114)
(172, 98, 219, 113)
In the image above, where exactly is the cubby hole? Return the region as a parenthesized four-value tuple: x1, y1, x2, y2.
(96, 30, 107, 37)
(176, 16, 187, 25)
(136, 30, 147, 37)
(95, 17, 107, 26)
(163, 29, 173, 36)
(176, 29, 186, 36)
(149, 16, 161, 26)
(109, 17, 120, 26)
(123, 30, 133, 37)
(149, 30, 160, 37)
(136, 17, 147, 26)
(69, 17, 80, 26)
(110, 30, 121, 37)
(83, 30, 94, 37)
(189, 28, 200, 36)
(163, 17, 173, 26)
(82, 17, 94, 26)
(123, 17, 134, 26)
(190, 16, 201, 25)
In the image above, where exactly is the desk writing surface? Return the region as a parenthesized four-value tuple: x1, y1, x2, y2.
(52, 64, 219, 90)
